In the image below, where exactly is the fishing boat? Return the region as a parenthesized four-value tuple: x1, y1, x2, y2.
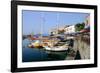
(28, 40, 43, 48)
(43, 44, 69, 52)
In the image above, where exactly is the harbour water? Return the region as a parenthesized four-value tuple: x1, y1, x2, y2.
(22, 39, 68, 62)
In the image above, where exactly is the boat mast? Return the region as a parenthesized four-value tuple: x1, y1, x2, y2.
(40, 12, 45, 43)
(57, 12, 59, 34)
(40, 12, 43, 40)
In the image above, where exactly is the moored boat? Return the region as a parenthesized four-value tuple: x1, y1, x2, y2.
(28, 40, 44, 48)
(43, 44, 69, 52)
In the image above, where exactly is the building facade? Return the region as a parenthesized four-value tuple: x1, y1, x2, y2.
(64, 25, 76, 34)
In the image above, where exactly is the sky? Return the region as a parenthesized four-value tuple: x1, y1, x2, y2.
(22, 10, 89, 35)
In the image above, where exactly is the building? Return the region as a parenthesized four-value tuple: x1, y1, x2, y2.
(50, 28, 58, 35)
(64, 25, 76, 34)
(50, 25, 65, 35)
(84, 15, 90, 28)
(50, 25, 76, 35)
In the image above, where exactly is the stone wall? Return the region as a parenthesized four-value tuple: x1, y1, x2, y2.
(73, 35, 90, 59)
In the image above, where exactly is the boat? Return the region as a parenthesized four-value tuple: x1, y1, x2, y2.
(28, 40, 43, 48)
(43, 44, 69, 52)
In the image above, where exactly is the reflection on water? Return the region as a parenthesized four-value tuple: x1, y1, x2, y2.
(22, 39, 68, 62)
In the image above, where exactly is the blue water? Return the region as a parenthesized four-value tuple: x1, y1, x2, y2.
(22, 39, 68, 62)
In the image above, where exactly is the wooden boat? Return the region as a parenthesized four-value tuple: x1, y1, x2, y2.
(43, 44, 69, 52)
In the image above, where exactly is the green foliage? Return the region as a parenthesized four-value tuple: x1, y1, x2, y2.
(75, 23, 85, 31)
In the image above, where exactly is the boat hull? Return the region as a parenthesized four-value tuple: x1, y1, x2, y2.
(43, 46, 68, 52)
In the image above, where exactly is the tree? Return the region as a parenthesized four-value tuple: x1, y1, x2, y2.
(75, 22, 85, 31)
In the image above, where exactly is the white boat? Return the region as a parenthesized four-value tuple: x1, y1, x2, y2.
(43, 44, 69, 51)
